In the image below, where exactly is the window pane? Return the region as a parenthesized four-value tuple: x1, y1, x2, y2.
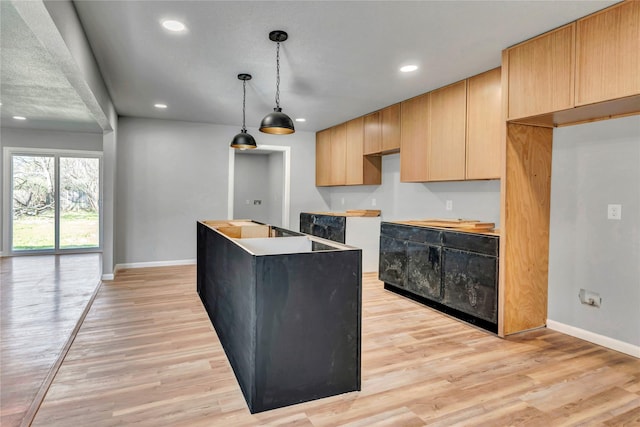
(59, 157, 100, 249)
(11, 155, 55, 251)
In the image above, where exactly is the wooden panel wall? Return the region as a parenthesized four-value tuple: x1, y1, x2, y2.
(501, 123, 553, 336)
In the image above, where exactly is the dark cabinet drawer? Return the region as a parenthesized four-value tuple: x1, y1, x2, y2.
(381, 222, 440, 245)
(406, 242, 442, 301)
(442, 231, 498, 256)
(379, 235, 407, 288)
(442, 248, 498, 323)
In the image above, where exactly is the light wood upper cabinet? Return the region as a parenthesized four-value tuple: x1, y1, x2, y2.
(466, 67, 502, 180)
(363, 112, 381, 155)
(329, 123, 347, 186)
(381, 103, 401, 152)
(315, 129, 331, 186)
(576, 1, 640, 106)
(345, 117, 364, 185)
(506, 23, 575, 120)
(400, 93, 430, 182)
(428, 81, 467, 181)
(316, 119, 381, 187)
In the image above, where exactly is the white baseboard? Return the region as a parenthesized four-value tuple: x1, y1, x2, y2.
(547, 319, 640, 358)
(101, 273, 115, 281)
(114, 258, 196, 272)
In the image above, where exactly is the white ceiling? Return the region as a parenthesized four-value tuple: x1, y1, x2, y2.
(1, 0, 618, 134)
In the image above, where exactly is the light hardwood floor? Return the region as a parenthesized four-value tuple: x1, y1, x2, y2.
(29, 266, 640, 426)
(0, 254, 102, 427)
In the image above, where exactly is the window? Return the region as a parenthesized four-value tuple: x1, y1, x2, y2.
(5, 148, 102, 254)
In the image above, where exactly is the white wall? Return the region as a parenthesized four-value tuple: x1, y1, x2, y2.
(234, 154, 270, 223)
(324, 153, 501, 225)
(0, 127, 103, 254)
(115, 117, 327, 264)
(548, 115, 640, 349)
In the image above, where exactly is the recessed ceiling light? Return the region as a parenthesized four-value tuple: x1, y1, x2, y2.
(154, 103, 168, 109)
(161, 19, 186, 32)
(400, 65, 418, 73)
(295, 118, 306, 122)
(13, 116, 26, 120)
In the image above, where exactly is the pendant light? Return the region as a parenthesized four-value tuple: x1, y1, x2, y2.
(260, 30, 295, 135)
(230, 73, 257, 150)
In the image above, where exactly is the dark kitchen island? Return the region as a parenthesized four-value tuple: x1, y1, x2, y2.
(197, 220, 362, 413)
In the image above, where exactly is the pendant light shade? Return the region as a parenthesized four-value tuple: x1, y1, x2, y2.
(231, 73, 257, 150)
(260, 30, 295, 135)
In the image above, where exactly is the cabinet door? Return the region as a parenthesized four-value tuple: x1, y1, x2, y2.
(576, 1, 640, 105)
(442, 248, 498, 324)
(428, 80, 467, 181)
(506, 23, 574, 119)
(330, 123, 347, 185)
(363, 112, 381, 155)
(378, 235, 407, 288)
(400, 93, 429, 182)
(406, 242, 442, 301)
(381, 103, 401, 152)
(345, 117, 364, 185)
(466, 68, 502, 180)
(315, 129, 331, 186)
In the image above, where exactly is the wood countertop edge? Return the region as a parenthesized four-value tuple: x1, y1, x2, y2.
(390, 220, 500, 237)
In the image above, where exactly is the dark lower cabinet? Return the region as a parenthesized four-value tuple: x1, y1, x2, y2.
(379, 222, 499, 333)
(378, 235, 406, 286)
(299, 213, 346, 244)
(442, 248, 498, 324)
(406, 242, 442, 301)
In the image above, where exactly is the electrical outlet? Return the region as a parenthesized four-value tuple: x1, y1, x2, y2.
(245, 199, 250, 205)
(579, 288, 602, 308)
(372, 198, 377, 207)
(607, 204, 622, 220)
(341, 197, 345, 206)
(446, 200, 453, 211)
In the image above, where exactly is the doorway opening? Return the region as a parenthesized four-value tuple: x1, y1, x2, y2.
(228, 145, 290, 229)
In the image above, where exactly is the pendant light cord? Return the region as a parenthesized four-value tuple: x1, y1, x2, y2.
(242, 79, 247, 132)
(275, 41, 281, 109)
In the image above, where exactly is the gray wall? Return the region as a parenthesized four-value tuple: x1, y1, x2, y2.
(234, 154, 270, 223)
(548, 115, 640, 346)
(0, 127, 103, 254)
(324, 153, 501, 225)
(115, 117, 327, 264)
(268, 152, 284, 227)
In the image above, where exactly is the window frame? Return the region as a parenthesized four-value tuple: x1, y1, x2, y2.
(3, 147, 103, 256)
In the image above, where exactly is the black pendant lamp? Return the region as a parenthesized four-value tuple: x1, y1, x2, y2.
(230, 73, 257, 150)
(260, 30, 295, 135)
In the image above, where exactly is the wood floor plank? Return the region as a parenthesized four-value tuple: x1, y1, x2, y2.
(0, 254, 101, 427)
(25, 267, 640, 426)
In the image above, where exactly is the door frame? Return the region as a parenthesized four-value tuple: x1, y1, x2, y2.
(227, 145, 291, 229)
(2, 146, 103, 256)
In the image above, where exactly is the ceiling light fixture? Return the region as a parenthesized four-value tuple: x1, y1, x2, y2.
(295, 118, 306, 122)
(161, 19, 186, 32)
(230, 73, 257, 150)
(400, 65, 418, 73)
(154, 103, 168, 109)
(13, 116, 26, 120)
(260, 30, 294, 135)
